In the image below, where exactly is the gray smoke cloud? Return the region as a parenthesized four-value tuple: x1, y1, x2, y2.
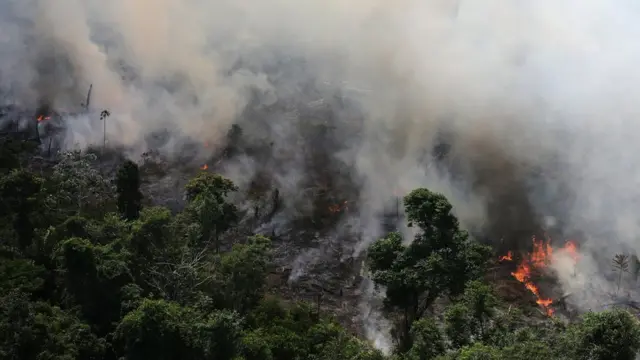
(3, 0, 640, 347)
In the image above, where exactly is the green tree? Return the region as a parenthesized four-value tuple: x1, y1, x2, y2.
(406, 317, 446, 360)
(570, 309, 640, 360)
(197, 310, 244, 360)
(214, 235, 272, 313)
(185, 173, 238, 252)
(483, 307, 527, 349)
(0, 138, 39, 174)
(501, 340, 555, 360)
(128, 207, 173, 283)
(54, 237, 133, 335)
(115, 299, 200, 360)
(0, 256, 45, 295)
(444, 303, 472, 349)
(309, 324, 386, 360)
(245, 299, 315, 359)
(0, 291, 105, 360)
(440, 281, 498, 351)
(116, 160, 143, 221)
(114, 299, 242, 360)
(49, 151, 113, 217)
(0, 170, 43, 250)
(368, 188, 491, 351)
(457, 343, 502, 360)
(243, 297, 384, 360)
(90, 213, 131, 245)
(240, 330, 274, 360)
(185, 172, 238, 202)
(495, 317, 568, 360)
(462, 281, 497, 339)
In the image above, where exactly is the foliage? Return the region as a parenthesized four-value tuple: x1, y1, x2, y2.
(457, 343, 502, 360)
(185, 172, 238, 202)
(213, 235, 273, 313)
(114, 299, 243, 360)
(405, 317, 446, 360)
(500, 340, 555, 360)
(54, 236, 133, 335)
(368, 188, 491, 351)
(185, 172, 239, 251)
(0, 291, 106, 360)
(0, 169, 44, 249)
(444, 302, 473, 349)
(48, 151, 113, 216)
(242, 297, 385, 360)
(461, 281, 498, 340)
(569, 309, 640, 360)
(0, 256, 45, 295)
(0, 138, 39, 173)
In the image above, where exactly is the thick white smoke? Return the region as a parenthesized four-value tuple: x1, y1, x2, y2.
(3, 0, 640, 347)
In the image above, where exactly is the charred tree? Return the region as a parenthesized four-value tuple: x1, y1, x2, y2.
(116, 160, 143, 221)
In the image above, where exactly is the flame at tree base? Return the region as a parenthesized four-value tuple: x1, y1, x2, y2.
(500, 236, 579, 317)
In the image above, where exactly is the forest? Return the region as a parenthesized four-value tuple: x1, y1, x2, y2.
(1, 136, 640, 360)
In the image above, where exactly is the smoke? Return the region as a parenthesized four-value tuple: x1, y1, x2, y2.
(359, 275, 393, 356)
(4, 0, 640, 347)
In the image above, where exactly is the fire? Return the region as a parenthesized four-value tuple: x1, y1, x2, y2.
(562, 240, 580, 262)
(499, 251, 513, 262)
(530, 238, 553, 267)
(499, 236, 580, 317)
(537, 298, 553, 307)
(36, 115, 51, 122)
(329, 201, 348, 213)
(200, 164, 208, 170)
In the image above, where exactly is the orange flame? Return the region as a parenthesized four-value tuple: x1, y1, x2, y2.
(502, 236, 580, 317)
(329, 201, 348, 213)
(499, 251, 513, 262)
(36, 115, 51, 122)
(561, 240, 580, 263)
(200, 164, 208, 170)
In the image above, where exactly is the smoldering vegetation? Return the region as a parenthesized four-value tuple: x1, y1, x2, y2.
(3, 0, 640, 346)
